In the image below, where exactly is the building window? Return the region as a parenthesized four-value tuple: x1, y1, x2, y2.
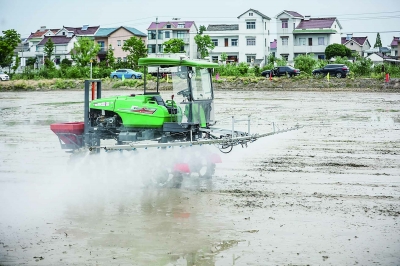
(166, 24, 171, 28)
(157, 31, 163, 40)
(282, 54, 288, 60)
(350, 42, 354, 46)
(117, 57, 121, 62)
(148, 31, 156, 40)
(211, 56, 218, 63)
(123, 57, 127, 62)
(177, 23, 184, 28)
(212, 39, 218, 46)
(117, 40, 121, 46)
(247, 38, 256, 46)
(231, 39, 238, 46)
(282, 20, 288, 28)
(246, 55, 256, 63)
(318, 37, 325, 45)
(299, 38, 306, 46)
(165, 31, 170, 38)
(318, 55, 325, 60)
(148, 44, 156, 53)
(249, 12, 253, 16)
(282, 37, 288, 46)
(176, 31, 186, 39)
(246, 21, 256, 29)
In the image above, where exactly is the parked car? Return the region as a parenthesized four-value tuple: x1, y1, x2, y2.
(261, 66, 300, 78)
(110, 69, 143, 79)
(0, 71, 10, 81)
(312, 64, 349, 78)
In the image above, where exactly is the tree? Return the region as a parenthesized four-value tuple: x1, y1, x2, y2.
(71, 37, 100, 67)
(12, 56, 20, 73)
(44, 38, 54, 60)
(163, 38, 185, 53)
(194, 34, 215, 59)
(220, 52, 227, 62)
(374, 33, 382, 48)
(0, 29, 21, 68)
(106, 44, 115, 68)
(198, 25, 206, 35)
(294, 54, 317, 74)
(43, 38, 55, 68)
(122, 37, 147, 69)
(325, 43, 352, 60)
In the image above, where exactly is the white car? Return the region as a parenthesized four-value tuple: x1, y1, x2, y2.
(0, 71, 10, 81)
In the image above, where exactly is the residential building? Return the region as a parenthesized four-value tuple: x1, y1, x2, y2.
(146, 20, 198, 59)
(341, 34, 371, 56)
(94, 26, 146, 62)
(390, 37, 399, 58)
(366, 52, 392, 64)
(19, 25, 100, 68)
(363, 47, 391, 57)
(275, 10, 342, 63)
(19, 26, 59, 68)
(36, 33, 77, 66)
(204, 9, 271, 66)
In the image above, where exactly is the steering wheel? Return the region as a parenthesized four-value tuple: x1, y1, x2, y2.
(177, 88, 191, 98)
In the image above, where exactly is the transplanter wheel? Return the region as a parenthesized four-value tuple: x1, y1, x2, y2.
(198, 162, 215, 179)
(145, 168, 183, 189)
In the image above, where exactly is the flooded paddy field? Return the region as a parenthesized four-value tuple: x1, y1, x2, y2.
(0, 89, 399, 265)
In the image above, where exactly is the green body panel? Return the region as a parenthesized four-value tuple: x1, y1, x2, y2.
(138, 58, 219, 68)
(90, 94, 181, 128)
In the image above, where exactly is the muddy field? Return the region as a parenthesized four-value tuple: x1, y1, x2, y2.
(0, 89, 399, 265)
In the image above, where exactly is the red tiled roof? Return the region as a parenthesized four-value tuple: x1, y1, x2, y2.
(64, 26, 99, 35)
(28, 29, 59, 39)
(296, 18, 336, 29)
(391, 37, 399, 46)
(37, 36, 74, 45)
(284, 10, 303, 18)
(341, 36, 368, 46)
(147, 21, 195, 30)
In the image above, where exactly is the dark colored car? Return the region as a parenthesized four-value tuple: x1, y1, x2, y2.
(261, 66, 301, 78)
(312, 64, 349, 78)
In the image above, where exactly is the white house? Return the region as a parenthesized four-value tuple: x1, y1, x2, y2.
(146, 20, 198, 60)
(36, 33, 77, 66)
(390, 37, 399, 58)
(341, 34, 371, 57)
(204, 8, 271, 66)
(275, 10, 342, 63)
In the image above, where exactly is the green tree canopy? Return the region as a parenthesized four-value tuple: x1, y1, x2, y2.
(71, 37, 100, 67)
(43, 38, 55, 68)
(44, 38, 54, 59)
(325, 43, 352, 60)
(194, 34, 215, 59)
(106, 44, 115, 68)
(122, 36, 147, 69)
(374, 33, 382, 48)
(220, 52, 227, 62)
(0, 29, 21, 68)
(163, 38, 185, 53)
(294, 54, 317, 74)
(198, 25, 206, 34)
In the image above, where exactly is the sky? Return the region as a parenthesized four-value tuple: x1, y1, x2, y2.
(0, 0, 399, 47)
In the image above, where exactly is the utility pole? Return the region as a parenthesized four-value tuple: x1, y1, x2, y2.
(155, 17, 159, 55)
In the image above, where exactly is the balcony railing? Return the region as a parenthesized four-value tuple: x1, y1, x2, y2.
(293, 44, 327, 53)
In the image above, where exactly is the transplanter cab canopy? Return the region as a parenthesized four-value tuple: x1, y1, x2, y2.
(139, 58, 219, 127)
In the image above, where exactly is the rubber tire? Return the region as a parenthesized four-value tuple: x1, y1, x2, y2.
(287, 73, 291, 78)
(113, 75, 118, 79)
(131, 75, 136, 79)
(336, 72, 342, 78)
(198, 163, 216, 179)
(265, 73, 270, 78)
